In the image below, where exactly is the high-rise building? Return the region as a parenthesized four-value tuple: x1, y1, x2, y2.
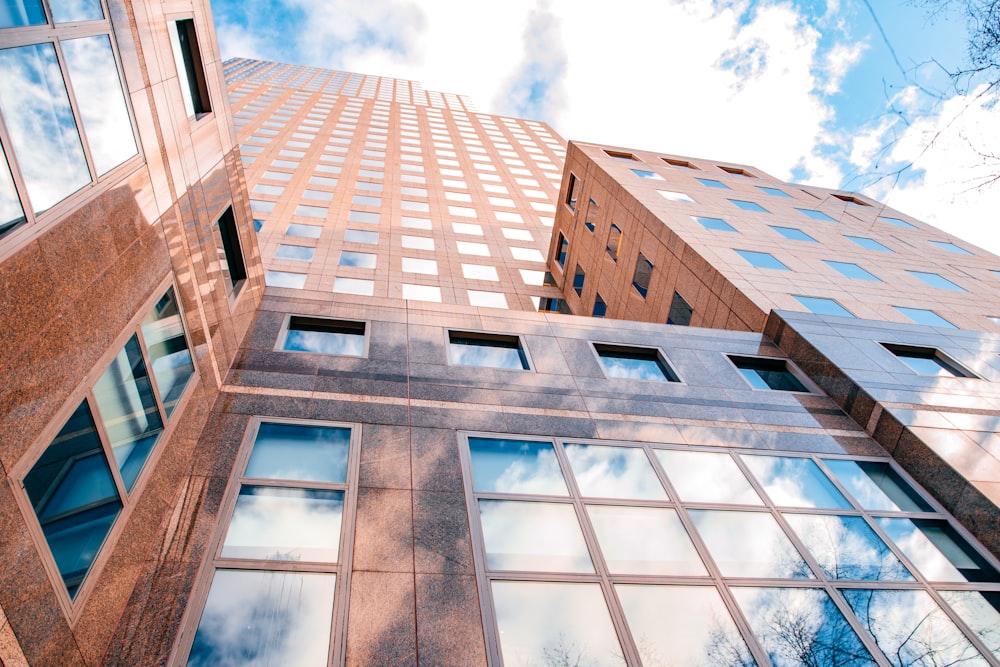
(1, 10, 999, 667)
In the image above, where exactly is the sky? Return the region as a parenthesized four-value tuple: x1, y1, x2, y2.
(212, 0, 1000, 255)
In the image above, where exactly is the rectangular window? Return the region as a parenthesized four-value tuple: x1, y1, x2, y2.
(281, 317, 366, 356)
(929, 241, 971, 254)
(449, 332, 529, 370)
(572, 264, 585, 296)
(632, 253, 653, 297)
(667, 291, 693, 325)
(537, 297, 569, 314)
(604, 150, 637, 161)
(213, 206, 247, 298)
(880, 216, 916, 229)
(658, 190, 696, 203)
(694, 216, 736, 232)
(797, 208, 836, 221)
(719, 165, 753, 176)
(756, 186, 791, 197)
(595, 344, 679, 382)
(169, 19, 212, 117)
(555, 232, 568, 268)
(824, 261, 880, 281)
(696, 178, 729, 189)
(565, 173, 580, 210)
(907, 270, 966, 291)
(771, 226, 817, 242)
(846, 235, 893, 252)
(592, 294, 607, 318)
(606, 224, 622, 261)
(730, 355, 808, 391)
(736, 250, 790, 270)
(893, 306, 956, 328)
(663, 157, 696, 169)
(729, 199, 768, 212)
(794, 295, 854, 318)
(882, 344, 975, 377)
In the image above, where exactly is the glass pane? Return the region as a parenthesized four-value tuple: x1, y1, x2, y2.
(823, 460, 932, 512)
(616, 585, 756, 667)
(597, 347, 675, 381)
(0, 0, 46, 27)
(784, 514, 912, 580)
(61, 36, 137, 175)
(876, 518, 999, 582)
(565, 444, 666, 499)
(478, 500, 593, 572)
(655, 450, 763, 504)
(842, 589, 988, 666)
(0, 44, 90, 214)
(283, 318, 364, 356)
(588, 505, 706, 575)
(188, 569, 336, 667)
(468, 437, 567, 495)
(93, 335, 164, 492)
(246, 422, 350, 483)
(221, 486, 343, 562)
(491, 581, 625, 667)
(939, 590, 1000, 660)
(448, 336, 527, 369)
(23, 401, 122, 599)
(49, 0, 102, 22)
(140, 287, 194, 417)
(732, 587, 876, 667)
(0, 147, 25, 236)
(690, 510, 812, 578)
(741, 455, 851, 508)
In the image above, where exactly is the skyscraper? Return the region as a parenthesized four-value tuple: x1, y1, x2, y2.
(1, 11, 998, 667)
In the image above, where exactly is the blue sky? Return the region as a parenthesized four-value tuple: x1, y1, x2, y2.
(212, 0, 1000, 254)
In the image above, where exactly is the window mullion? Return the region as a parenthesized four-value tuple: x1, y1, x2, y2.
(133, 326, 169, 426)
(0, 115, 36, 230)
(85, 389, 130, 502)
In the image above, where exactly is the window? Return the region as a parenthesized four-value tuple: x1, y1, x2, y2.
(893, 307, 956, 328)
(605, 224, 622, 260)
(572, 264, 585, 296)
(595, 344, 680, 382)
(667, 291, 694, 325)
(213, 207, 247, 297)
(274, 244, 314, 262)
(658, 190, 696, 203)
(729, 199, 768, 212)
(833, 193, 869, 206)
(719, 165, 754, 176)
(696, 178, 729, 189)
(730, 356, 808, 391)
(694, 216, 736, 232)
(554, 233, 568, 268)
(592, 294, 607, 318)
(880, 216, 916, 228)
(736, 250, 790, 270)
(630, 169, 663, 180)
(907, 271, 966, 291)
(794, 295, 855, 317)
(662, 157, 696, 169)
(632, 253, 653, 297)
(22, 286, 193, 601)
(339, 250, 376, 268)
(565, 173, 580, 210)
(770, 226, 817, 242)
(929, 240, 972, 254)
(846, 235, 893, 252)
(757, 186, 791, 197)
(280, 317, 366, 356)
(604, 150, 637, 161)
(796, 208, 836, 221)
(824, 260, 880, 281)
(882, 344, 975, 377)
(180, 419, 357, 666)
(169, 19, 212, 117)
(449, 332, 529, 370)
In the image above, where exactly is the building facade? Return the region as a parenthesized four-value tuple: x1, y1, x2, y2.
(0, 14, 998, 667)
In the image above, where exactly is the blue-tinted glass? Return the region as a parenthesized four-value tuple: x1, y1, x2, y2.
(141, 287, 194, 417)
(690, 511, 813, 578)
(557, 234, 568, 266)
(284, 319, 364, 356)
(632, 254, 653, 296)
(784, 514, 912, 580)
(0, 44, 90, 214)
(0, 149, 25, 236)
(846, 235, 893, 252)
(23, 401, 122, 598)
(246, 422, 350, 483)
(630, 168, 661, 180)
(449, 335, 528, 369)
(736, 250, 789, 270)
(252, 218, 264, 232)
(793, 295, 854, 317)
(893, 306, 956, 328)
(757, 186, 791, 197)
(479, 500, 593, 572)
(939, 591, 1000, 661)
(188, 569, 336, 667)
(285, 223, 321, 238)
(735, 361, 807, 391)
(656, 450, 762, 504)
(49, 0, 103, 22)
(797, 208, 836, 221)
(733, 588, 876, 666)
(729, 199, 768, 212)
(908, 270, 966, 291)
(0, 0, 46, 26)
(824, 260, 880, 281)
(93, 336, 164, 491)
(823, 460, 933, 512)
(339, 250, 376, 268)
(694, 216, 736, 232)
(741, 455, 851, 508)
(597, 346, 677, 382)
(880, 216, 915, 228)
(564, 444, 666, 499)
(770, 226, 816, 241)
(275, 244, 314, 261)
(572, 266, 585, 295)
(348, 210, 379, 224)
(592, 295, 606, 317)
(893, 351, 964, 377)
(877, 519, 1000, 583)
(469, 438, 567, 494)
(696, 178, 729, 189)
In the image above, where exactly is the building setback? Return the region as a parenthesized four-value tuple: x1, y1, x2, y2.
(0, 8, 998, 667)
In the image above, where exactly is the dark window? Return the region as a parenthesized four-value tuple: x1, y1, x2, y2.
(719, 166, 754, 177)
(632, 253, 653, 297)
(833, 193, 869, 206)
(555, 233, 568, 269)
(538, 297, 570, 314)
(606, 224, 622, 261)
(604, 150, 637, 161)
(565, 173, 580, 210)
(730, 356, 808, 392)
(882, 344, 975, 378)
(667, 292, 693, 325)
(696, 178, 729, 189)
(592, 294, 607, 318)
(282, 317, 365, 356)
(214, 206, 247, 296)
(449, 332, 529, 370)
(595, 344, 679, 382)
(572, 264, 585, 296)
(171, 18, 212, 117)
(662, 157, 697, 169)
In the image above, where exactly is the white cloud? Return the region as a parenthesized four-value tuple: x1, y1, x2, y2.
(821, 41, 867, 94)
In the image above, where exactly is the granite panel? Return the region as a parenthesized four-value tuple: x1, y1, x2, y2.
(415, 574, 488, 667)
(411, 427, 466, 493)
(413, 491, 475, 574)
(345, 571, 417, 667)
(359, 423, 412, 490)
(352, 487, 414, 573)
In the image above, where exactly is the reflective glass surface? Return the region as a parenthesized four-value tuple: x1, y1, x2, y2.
(697, 177, 730, 189)
(824, 261, 880, 281)
(757, 186, 790, 197)
(188, 569, 336, 667)
(596, 346, 676, 382)
(784, 514, 912, 580)
(730, 199, 768, 212)
(690, 510, 812, 578)
(588, 505, 706, 575)
(93, 335, 164, 492)
(491, 581, 625, 667)
(770, 226, 816, 242)
(274, 244, 315, 261)
(285, 223, 321, 238)
(735, 250, 789, 270)
(823, 459, 932, 512)
(0, 0, 46, 26)
(694, 216, 736, 232)
(49, 0, 103, 22)
(479, 500, 593, 572)
(0, 44, 90, 214)
(907, 270, 965, 291)
(448, 335, 527, 369)
(283, 318, 364, 356)
(929, 240, 972, 254)
(876, 518, 999, 582)
(221, 486, 344, 561)
(846, 235, 893, 252)
(468, 438, 567, 494)
(0, 151, 25, 236)
(140, 287, 193, 417)
(794, 295, 854, 317)
(565, 444, 666, 499)
(741, 455, 851, 508)
(23, 401, 122, 598)
(842, 589, 988, 666)
(939, 590, 1000, 660)
(732, 587, 876, 666)
(61, 36, 137, 175)
(734, 359, 807, 392)
(797, 208, 836, 221)
(655, 450, 762, 504)
(245, 423, 350, 483)
(893, 306, 956, 328)
(264, 270, 306, 288)
(338, 250, 376, 268)
(616, 585, 756, 666)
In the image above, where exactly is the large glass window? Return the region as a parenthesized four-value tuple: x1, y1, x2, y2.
(462, 437, 1000, 667)
(449, 331, 529, 370)
(882, 344, 976, 378)
(594, 343, 679, 382)
(22, 285, 193, 600)
(280, 317, 366, 356)
(730, 355, 808, 391)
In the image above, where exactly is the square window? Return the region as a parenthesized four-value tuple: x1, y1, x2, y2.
(797, 208, 836, 221)
(824, 261, 881, 281)
(462, 264, 499, 281)
(882, 344, 975, 378)
(401, 283, 441, 302)
(658, 190, 696, 203)
(632, 253, 653, 297)
(696, 178, 729, 189)
(630, 169, 663, 180)
(606, 224, 622, 261)
(846, 236, 893, 252)
(730, 356, 808, 391)
(736, 250, 790, 270)
(729, 199, 768, 212)
(907, 271, 965, 291)
(771, 226, 817, 242)
(719, 166, 753, 176)
(793, 296, 854, 317)
(449, 332, 528, 369)
(402, 235, 434, 251)
(213, 207, 247, 297)
(929, 240, 972, 255)
(595, 344, 679, 382)
(757, 186, 791, 197)
(667, 291, 693, 325)
(169, 19, 211, 117)
(281, 317, 365, 356)
(893, 307, 956, 328)
(695, 216, 736, 232)
(880, 216, 916, 228)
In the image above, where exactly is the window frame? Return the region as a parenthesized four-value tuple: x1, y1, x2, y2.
(212, 204, 248, 302)
(880, 343, 978, 378)
(447, 330, 532, 371)
(727, 354, 815, 393)
(276, 315, 369, 358)
(631, 252, 653, 297)
(168, 16, 213, 119)
(592, 342, 681, 383)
